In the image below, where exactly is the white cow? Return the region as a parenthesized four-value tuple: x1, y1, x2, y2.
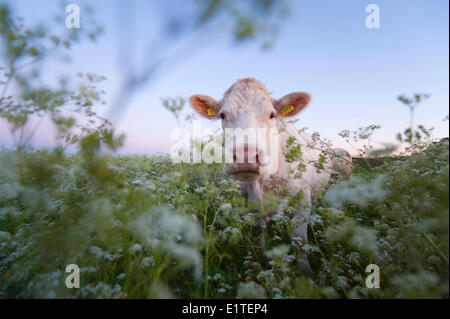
(189, 78, 351, 272)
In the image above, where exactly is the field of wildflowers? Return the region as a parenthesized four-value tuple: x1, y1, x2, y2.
(0, 134, 448, 298)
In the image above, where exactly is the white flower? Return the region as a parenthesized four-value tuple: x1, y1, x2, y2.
(0, 231, 11, 242)
(324, 175, 389, 208)
(90, 246, 104, 258)
(219, 203, 232, 212)
(141, 256, 155, 268)
(103, 251, 121, 262)
(291, 236, 304, 245)
(336, 276, 348, 289)
(129, 207, 203, 248)
(80, 266, 97, 273)
(302, 244, 319, 253)
(309, 213, 323, 226)
(0, 183, 20, 201)
(237, 281, 266, 299)
(168, 244, 203, 280)
(112, 220, 123, 228)
(391, 271, 440, 298)
(347, 252, 361, 263)
(76, 283, 122, 299)
(129, 243, 142, 254)
(283, 255, 295, 264)
(26, 270, 63, 299)
(117, 273, 127, 280)
(325, 221, 379, 254)
(219, 226, 242, 243)
(257, 270, 275, 286)
(265, 244, 289, 263)
(272, 287, 284, 299)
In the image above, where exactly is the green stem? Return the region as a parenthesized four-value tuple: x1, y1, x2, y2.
(203, 207, 209, 298)
(422, 233, 449, 266)
(310, 223, 350, 298)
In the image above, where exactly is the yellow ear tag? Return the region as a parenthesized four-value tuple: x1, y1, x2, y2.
(281, 104, 295, 116)
(207, 108, 217, 116)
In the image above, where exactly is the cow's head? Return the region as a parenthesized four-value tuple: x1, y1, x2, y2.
(189, 78, 311, 181)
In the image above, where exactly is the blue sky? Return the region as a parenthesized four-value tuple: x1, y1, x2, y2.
(1, 0, 449, 154)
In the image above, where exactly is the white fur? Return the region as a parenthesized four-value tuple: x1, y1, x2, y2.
(190, 78, 352, 272)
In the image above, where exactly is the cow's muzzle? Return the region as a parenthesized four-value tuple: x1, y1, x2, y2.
(225, 144, 265, 179)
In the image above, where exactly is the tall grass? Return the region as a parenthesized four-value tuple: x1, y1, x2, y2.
(0, 136, 448, 298)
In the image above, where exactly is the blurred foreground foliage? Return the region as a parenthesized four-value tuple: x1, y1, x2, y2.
(0, 138, 448, 298)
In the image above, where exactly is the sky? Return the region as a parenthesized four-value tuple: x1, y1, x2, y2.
(1, 0, 449, 155)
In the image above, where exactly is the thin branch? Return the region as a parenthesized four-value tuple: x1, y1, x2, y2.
(22, 115, 45, 147)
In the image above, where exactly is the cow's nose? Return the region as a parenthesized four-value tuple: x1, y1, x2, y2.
(233, 144, 260, 164)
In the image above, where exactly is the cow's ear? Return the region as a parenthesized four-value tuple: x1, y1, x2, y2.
(274, 92, 311, 117)
(189, 95, 221, 119)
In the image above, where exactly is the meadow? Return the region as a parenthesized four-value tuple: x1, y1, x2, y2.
(0, 133, 448, 298)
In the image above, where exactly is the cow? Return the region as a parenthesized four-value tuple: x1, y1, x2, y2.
(189, 78, 352, 272)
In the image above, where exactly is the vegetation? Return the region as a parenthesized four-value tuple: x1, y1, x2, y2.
(0, 3, 448, 299)
(0, 135, 448, 298)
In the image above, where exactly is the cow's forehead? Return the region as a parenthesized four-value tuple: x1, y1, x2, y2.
(220, 78, 274, 115)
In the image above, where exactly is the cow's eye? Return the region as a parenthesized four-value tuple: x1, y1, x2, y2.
(219, 112, 225, 120)
(269, 112, 276, 119)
